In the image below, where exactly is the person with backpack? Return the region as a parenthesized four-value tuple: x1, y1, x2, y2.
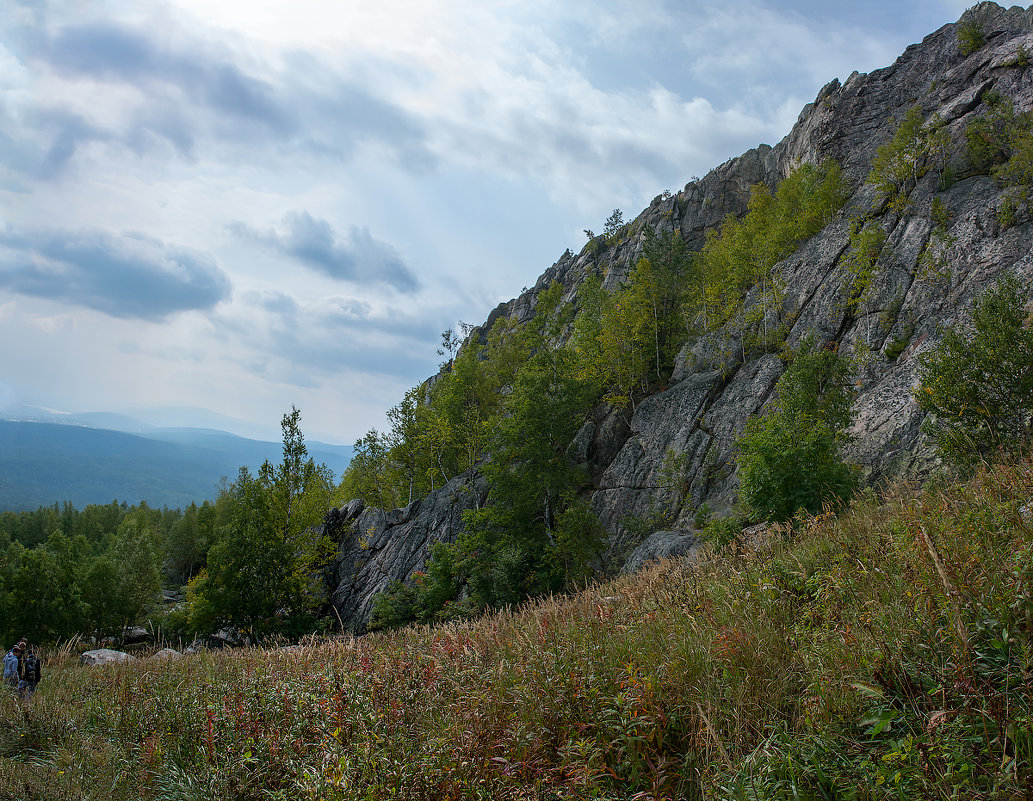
(2, 644, 21, 691)
(18, 645, 40, 700)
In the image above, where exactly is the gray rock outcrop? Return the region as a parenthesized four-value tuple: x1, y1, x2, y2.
(327, 3, 1033, 630)
(81, 649, 135, 666)
(327, 470, 488, 631)
(621, 531, 702, 575)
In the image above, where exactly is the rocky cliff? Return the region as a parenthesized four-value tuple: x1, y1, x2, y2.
(327, 2, 1033, 631)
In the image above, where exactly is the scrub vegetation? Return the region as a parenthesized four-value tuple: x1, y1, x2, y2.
(5, 454, 1033, 800)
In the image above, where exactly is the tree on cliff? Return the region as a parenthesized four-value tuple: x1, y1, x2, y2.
(917, 275, 1033, 464)
(188, 407, 335, 640)
(737, 338, 857, 521)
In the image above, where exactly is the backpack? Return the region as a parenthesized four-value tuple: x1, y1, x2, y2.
(22, 655, 38, 681)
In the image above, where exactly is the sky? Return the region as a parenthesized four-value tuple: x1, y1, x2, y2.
(0, 0, 974, 444)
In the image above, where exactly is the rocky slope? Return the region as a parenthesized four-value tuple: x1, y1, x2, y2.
(327, 2, 1033, 631)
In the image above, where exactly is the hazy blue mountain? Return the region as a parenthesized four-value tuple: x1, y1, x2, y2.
(0, 421, 353, 511)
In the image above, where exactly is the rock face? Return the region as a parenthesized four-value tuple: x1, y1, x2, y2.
(326, 3, 1033, 631)
(621, 531, 702, 576)
(327, 471, 488, 631)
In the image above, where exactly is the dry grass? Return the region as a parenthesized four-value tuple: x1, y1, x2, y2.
(3, 459, 1033, 799)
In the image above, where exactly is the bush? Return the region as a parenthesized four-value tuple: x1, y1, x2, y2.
(868, 106, 947, 211)
(965, 92, 1033, 185)
(916, 275, 1033, 464)
(958, 20, 986, 56)
(884, 332, 912, 362)
(737, 338, 858, 521)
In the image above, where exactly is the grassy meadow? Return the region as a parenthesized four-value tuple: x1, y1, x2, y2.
(2, 458, 1033, 800)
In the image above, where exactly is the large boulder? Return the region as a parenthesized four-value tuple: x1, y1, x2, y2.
(81, 649, 135, 666)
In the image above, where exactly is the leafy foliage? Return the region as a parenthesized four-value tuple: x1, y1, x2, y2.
(737, 338, 858, 521)
(0, 501, 177, 645)
(841, 221, 887, 316)
(187, 407, 335, 640)
(372, 286, 603, 625)
(694, 160, 848, 333)
(868, 106, 948, 212)
(603, 208, 625, 242)
(916, 275, 1033, 464)
(957, 19, 986, 56)
(965, 91, 1033, 187)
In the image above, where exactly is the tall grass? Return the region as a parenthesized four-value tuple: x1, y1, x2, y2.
(3, 458, 1033, 799)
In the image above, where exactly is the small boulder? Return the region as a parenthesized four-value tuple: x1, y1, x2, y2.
(621, 530, 701, 575)
(123, 626, 149, 644)
(151, 648, 181, 661)
(81, 649, 136, 666)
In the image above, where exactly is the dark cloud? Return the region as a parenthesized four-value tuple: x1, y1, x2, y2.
(45, 23, 291, 133)
(237, 319, 435, 382)
(32, 109, 111, 179)
(231, 212, 419, 293)
(0, 227, 231, 320)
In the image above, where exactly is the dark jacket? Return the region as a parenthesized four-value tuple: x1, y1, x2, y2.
(20, 652, 40, 685)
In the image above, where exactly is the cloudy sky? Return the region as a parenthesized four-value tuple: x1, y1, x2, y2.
(1, 0, 972, 445)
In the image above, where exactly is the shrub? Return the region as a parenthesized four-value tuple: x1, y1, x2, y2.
(1005, 43, 1031, 68)
(916, 275, 1033, 464)
(998, 188, 1025, 228)
(868, 106, 947, 211)
(884, 332, 912, 362)
(841, 222, 886, 313)
(736, 338, 858, 521)
(957, 20, 986, 56)
(930, 196, 950, 229)
(965, 91, 1033, 185)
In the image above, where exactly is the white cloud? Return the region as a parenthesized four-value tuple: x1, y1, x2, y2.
(0, 0, 970, 444)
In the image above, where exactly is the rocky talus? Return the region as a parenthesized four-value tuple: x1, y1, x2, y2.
(327, 2, 1033, 631)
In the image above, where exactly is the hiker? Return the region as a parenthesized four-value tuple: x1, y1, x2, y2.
(18, 645, 41, 700)
(2, 644, 21, 691)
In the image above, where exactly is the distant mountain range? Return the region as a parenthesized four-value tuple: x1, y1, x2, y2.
(0, 416, 354, 511)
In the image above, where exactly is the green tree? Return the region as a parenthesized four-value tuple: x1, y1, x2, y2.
(634, 227, 691, 381)
(165, 501, 218, 585)
(957, 19, 986, 56)
(2, 530, 89, 642)
(916, 275, 1033, 464)
(79, 556, 123, 641)
(188, 407, 335, 640)
(451, 345, 598, 611)
(737, 339, 858, 521)
(694, 161, 848, 332)
(371, 285, 602, 625)
(108, 512, 163, 632)
(604, 208, 625, 242)
(868, 107, 947, 212)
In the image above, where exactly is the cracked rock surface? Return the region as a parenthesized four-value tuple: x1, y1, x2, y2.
(327, 3, 1033, 631)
